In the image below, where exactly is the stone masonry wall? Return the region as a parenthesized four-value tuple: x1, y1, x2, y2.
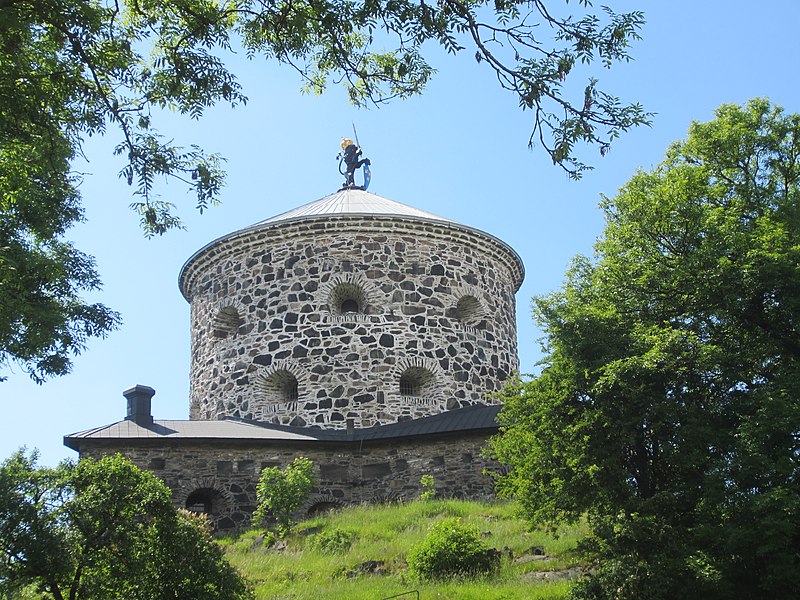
(182, 216, 523, 428)
(80, 434, 498, 530)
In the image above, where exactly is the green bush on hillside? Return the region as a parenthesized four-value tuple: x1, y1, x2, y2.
(407, 518, 500, 580)
(419, 474, 436, 501)
(308, 528, 356, 554)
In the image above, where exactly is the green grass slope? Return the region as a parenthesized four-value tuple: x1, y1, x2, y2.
(220, 499, 587, 599)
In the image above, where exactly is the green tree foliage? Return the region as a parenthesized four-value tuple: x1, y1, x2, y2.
(253, 456, 315, 535)
(1, 0, 649, 382)
(490, 99, 800, 599)
(0, 450, 253, 600)
(407, 517, 500, 580)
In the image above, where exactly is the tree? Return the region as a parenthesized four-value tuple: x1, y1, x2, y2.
(490, 99, 800, 599)
(1, 0, 649, 382)
(0, 451, 253, 600)
(253, 456, 315, 535)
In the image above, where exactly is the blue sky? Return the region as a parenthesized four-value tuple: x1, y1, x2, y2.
(3, 1, 799, 466)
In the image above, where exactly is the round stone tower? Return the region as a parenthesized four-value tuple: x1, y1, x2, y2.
(179, 188, 524, 428)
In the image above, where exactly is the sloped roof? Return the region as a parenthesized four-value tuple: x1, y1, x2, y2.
(256, 188, 453, 226)
(64, 404, 501, 450)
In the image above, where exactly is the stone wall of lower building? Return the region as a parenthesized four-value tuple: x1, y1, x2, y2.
(79, 433, 498, 530)
(181, 216, 522, 429)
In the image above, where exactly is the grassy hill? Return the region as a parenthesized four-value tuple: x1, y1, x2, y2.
(220, 499, 588, 599)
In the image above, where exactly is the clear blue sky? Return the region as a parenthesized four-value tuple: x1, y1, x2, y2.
(3, 1, 799, 466)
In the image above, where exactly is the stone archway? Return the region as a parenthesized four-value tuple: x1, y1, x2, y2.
(179, 477, 236, 530)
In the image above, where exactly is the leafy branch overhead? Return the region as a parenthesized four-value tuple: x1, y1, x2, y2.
(6, 0, 649, 234)
(247, 0, 650, 178)
(0, 0, 647, 383)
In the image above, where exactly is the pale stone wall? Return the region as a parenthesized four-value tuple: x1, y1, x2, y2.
(79, 434, 498, 530)
(181, 216, 523, 428)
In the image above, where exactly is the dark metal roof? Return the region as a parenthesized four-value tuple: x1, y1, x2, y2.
(64, 404, 501, 451)
(351, 403, 501, 440)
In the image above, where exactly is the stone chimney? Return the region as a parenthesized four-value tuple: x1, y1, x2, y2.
(123, 385, 155, 426)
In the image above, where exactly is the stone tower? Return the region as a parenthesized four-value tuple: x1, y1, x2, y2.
(179, 188, 525, 428)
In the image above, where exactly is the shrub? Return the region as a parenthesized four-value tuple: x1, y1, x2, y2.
(407, 518, 500, 580)
(419, 474, 436, 501)
(308, 528, 356, 554)
(252, 457, 315, 535)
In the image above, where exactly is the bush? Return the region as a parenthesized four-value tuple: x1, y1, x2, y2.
(253, 457, 315, 535)
(308, 528, 356, 554)
(419, 474, 436, 501)
(407, 518, 500, 580)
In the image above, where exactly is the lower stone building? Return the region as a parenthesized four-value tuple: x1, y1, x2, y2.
(65, 385, 501, 530)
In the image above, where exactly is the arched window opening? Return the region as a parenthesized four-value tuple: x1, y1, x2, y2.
(328, 282, 367, 316)
(258, 369, 300, 404)
(340, 298, 359, 313)
(399, 376, 416, 396)
(212, 306, 242, 338)
(454, 295, 483, 326)
(399, 367, 436, 398)
(307, 501, 340, 516)
(287, 378, 299, 401)
(185, 489, 216, 515)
